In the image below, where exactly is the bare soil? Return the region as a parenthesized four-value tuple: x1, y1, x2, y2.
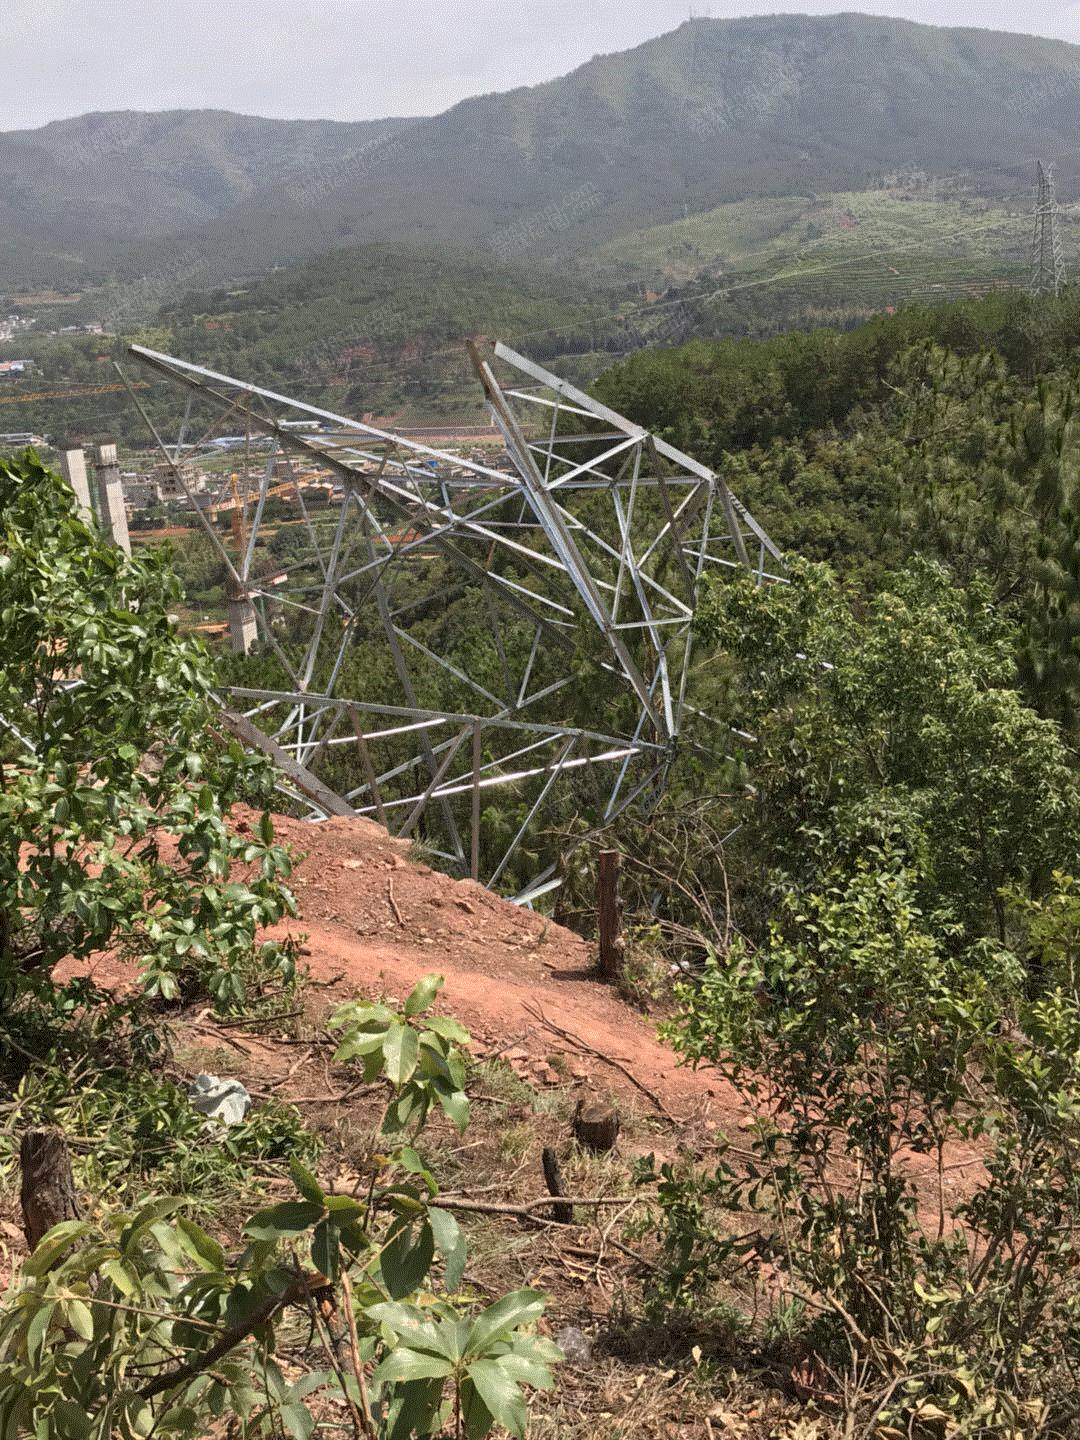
(263, 811, 740, 1128)
(260, 811, 985, 1207)
(6, 808, 988, 1438)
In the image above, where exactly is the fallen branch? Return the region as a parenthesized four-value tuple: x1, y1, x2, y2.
(435, 1192, 647, 1219)
(185, 1022, 253, 1055)
(523, 1001, 678, 1120)
(264, 1051, 309, 1093)
(609, 1235, 658, 1270)
(215, 1009, 304, 1029)
(280, 1090, 365, 1105)
(482, 1033, 528, 1062)
(309, 970, 346, 988)
(560, 1239, 657, 1273)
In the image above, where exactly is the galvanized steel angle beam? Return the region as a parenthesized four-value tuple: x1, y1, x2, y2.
(127, 337, 784, 899)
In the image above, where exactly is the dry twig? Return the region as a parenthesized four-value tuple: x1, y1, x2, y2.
(341, 1269, 376, 1436)
(387, 878, 404, 926)
(523, 1001, 678, 1120)
(435, 1192, 647, 1220)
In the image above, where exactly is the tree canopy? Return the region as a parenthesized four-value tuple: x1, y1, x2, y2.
(0, 449, 293, 1011)
(699, 558, 1080, 945)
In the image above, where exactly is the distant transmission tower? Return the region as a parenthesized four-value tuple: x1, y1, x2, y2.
(1030, 160, 1067, 298)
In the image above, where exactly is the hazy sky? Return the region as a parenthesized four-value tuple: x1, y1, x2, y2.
(3, 0, 1078, 132)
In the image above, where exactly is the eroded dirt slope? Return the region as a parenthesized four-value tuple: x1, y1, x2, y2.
(263, 811, 737, 1130)
(261, 812, 986, 1215)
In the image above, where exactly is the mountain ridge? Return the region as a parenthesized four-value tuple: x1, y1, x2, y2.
(3, 13, 1079, 296)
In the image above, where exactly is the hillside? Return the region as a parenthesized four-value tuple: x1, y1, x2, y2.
(3, 14, 1079, 295)
(580, 183, 1073, 315)
(309, 13, 1080, 256)
(0, 109, 414, 288)
(197, 807, 732, 1121)
(0, 240, 618, 441)
(151, 241, 615, 419)
(10, 298, 1080, 1439)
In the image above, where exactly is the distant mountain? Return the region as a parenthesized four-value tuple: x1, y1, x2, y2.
(306, 14, 1080, 253)
(0, 109, 414, 287)
(3, 15, 1079, 296)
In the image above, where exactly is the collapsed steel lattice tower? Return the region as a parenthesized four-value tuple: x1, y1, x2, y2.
(1030, 161, 1067, 299)
(126, 340, 783, 901)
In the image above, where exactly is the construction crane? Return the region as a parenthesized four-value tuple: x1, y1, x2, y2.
(203, 477, 303, 520)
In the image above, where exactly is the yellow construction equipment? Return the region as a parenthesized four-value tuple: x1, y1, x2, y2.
(205, 478, 301, 519)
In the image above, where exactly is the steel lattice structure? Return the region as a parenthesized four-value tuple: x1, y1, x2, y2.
(1030, 161, 1067, 299)
(125, 339, 783, 902)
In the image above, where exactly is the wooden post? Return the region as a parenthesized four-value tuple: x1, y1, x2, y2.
(471, 720, 482, 882)
(19, 1129, 80, 1252)
(597, 849, 621, 978)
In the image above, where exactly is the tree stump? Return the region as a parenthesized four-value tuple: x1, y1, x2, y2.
(573, 1096, 620, 1153)
(19, 1128, 80, 1252)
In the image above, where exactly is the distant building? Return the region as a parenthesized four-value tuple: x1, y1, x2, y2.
(0, 360, 27, 377)
(122, 476, 157, 511)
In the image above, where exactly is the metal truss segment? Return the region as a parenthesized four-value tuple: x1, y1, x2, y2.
(128, 337, 784, 893)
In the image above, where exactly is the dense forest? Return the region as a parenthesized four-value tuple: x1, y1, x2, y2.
(595, 288, 1080, 1431)
(600, 286, 1080, 719)
(154, 243, 614, 419)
